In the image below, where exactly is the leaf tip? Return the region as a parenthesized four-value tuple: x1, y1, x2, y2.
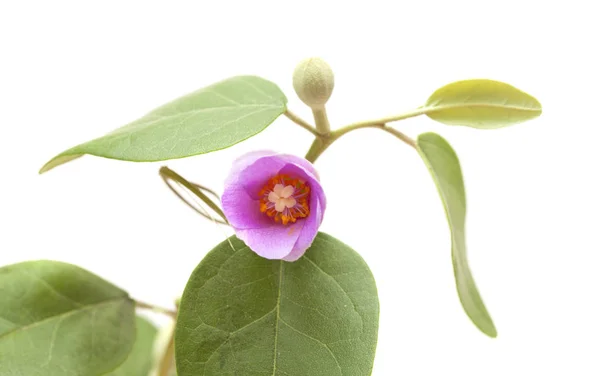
(39, 154, 83, 174)
(482, 324, 498, 339)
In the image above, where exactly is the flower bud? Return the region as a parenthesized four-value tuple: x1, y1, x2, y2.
(292, 57, 334, 109)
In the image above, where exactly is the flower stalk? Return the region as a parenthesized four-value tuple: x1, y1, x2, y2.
(159, 166, 229, 225)
(289, 57, 418, 163)
(135, 300, 177, 318)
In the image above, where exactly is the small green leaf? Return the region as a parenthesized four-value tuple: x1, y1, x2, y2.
(175, 232, 379, 376)
(40, 75, 287, 173)
(416, 132, 497, 338)
(0, 260, 136, 375)
(106, 316, 158, 376)
(424, 79, 541, 128)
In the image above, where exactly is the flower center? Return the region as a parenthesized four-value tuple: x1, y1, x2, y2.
(259, 174, 310, 225)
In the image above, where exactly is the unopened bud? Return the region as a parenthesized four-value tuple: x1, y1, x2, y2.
(292, 57, 334, 109)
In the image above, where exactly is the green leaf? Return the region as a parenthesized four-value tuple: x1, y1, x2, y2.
(0, 260, 136, 375)
(424, 79, 541, 128)
(106, 316, 158, 376)
(40, 75, 287, 173)
(175, 232, 379, 376)
(416, 132, 497, 337)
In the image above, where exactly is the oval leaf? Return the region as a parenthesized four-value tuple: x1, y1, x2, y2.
(416, 132, 497, 338)
(175, 232, 379, 376)
(40, 75, 287, 173)
(0, 260, 136, 375)
(106, 316, 158, 376)
(424, 79, 541, 128)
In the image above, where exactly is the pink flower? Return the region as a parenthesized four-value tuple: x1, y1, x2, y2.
(221, 151, 326, 261)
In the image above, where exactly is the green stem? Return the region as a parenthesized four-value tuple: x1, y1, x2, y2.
(135, 300, 177, 318)
(379, 126, 417, 148)
(159, 166, 229, 225)
(158, 326, 176, 376)
(338, 107, 431, 130)
(288, 106, 423, 163)
(332, 123, 416, 149)
(284, 110, 320, 136)
(305, 137, 333, 163)
(312, 107, 331, 135)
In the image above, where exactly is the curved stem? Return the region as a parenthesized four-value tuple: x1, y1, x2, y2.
(302, 107, 424, 162)
(190, 182, 221, 201)
(159, 166, 229, 225)
(379, 126, 417, 148)
(135, 300, 177, 318)
(338, 107, 430, 131)
(332, 123, 416, 149)
(284, 110, 320, 136)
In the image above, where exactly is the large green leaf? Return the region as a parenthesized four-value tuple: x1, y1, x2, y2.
(106, 316, 158, 376)
(416, 132, 497, 338)
(175, 232, 379, 376)
(424, 79, 541, 128)
(40, 75, 287, 173)
(0, 260, 136, 375)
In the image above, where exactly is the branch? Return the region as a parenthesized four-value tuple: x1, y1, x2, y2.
(284, 110, 321, 136)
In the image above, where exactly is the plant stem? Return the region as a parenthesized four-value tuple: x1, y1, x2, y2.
(332, 123, 416, 149)
(305, 137, 333, 163)
(290, 106, 423, 163)
(339, 107, 431, 130)
(284, 110, 320, 136)
(158, 326, 176, 376)
(135, 300, 177, 318)
(159, 166, 229, 225)
(312, 107, 331, 135)
(379, 125, 417, 148)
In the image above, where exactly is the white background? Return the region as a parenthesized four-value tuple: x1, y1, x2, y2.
(1, 1, 599, 375)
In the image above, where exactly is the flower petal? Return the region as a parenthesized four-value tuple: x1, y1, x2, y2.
(222, 184, 271, 229)
(277, 163, 326, 262)
(239, 157, 289, 199)
(283, 200, 323, 262)
(225, 150, 278, 186)
(236, 221, 305, 259)
(277, 154, 321, 181)
(237, 153, 321, 200)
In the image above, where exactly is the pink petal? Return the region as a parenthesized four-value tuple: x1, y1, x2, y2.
(239, 157, 289, 199)
(237, 154, 321, 200)
(236, 221, 305, 259)
(278, 163, 326, 262)
(221, 184, 271, 229)
(283, 196, 323, 262)
(225, 150, 278, 186)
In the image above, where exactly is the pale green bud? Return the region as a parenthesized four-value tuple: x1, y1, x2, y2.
(292, 57, 334, 109)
